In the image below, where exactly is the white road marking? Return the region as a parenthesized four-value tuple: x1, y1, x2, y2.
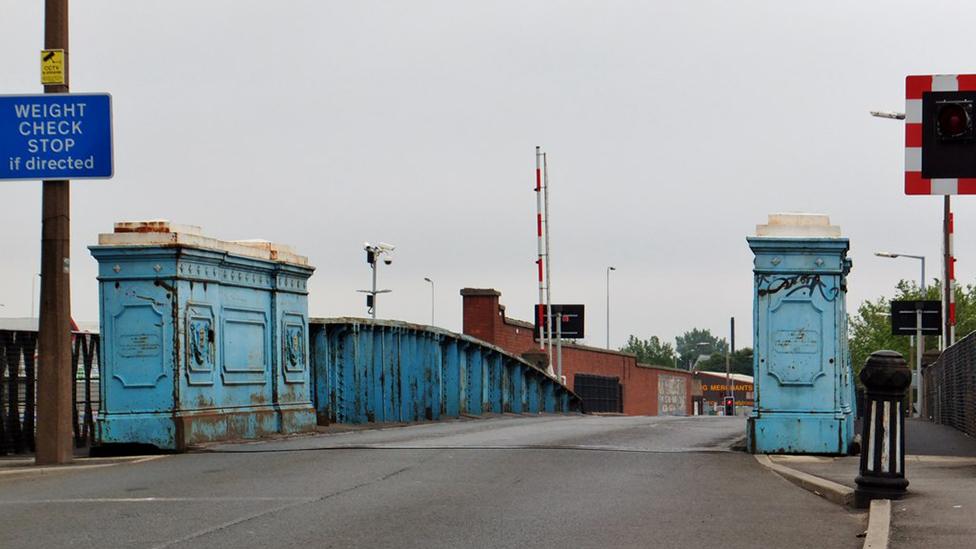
(0, 455, 168, 477)
(0, 496, 316, 505)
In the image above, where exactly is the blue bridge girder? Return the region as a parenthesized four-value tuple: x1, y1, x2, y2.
(310, 318, 580, 425)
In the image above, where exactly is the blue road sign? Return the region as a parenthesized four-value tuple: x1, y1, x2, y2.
(0, 93, 113, 180)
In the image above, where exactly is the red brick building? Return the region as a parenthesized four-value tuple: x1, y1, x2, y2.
(460, 288, 693, 416)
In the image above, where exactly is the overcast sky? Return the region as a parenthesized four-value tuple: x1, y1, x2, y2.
(1, 1, 974, 350)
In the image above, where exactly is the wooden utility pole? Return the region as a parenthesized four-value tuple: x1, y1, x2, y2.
(35, 0, 73, 465)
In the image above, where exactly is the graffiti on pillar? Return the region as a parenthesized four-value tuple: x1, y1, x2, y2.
(658, 374, 687, 416)
(756, 274, 842, 301)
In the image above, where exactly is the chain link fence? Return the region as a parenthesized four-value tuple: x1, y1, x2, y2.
(924, 331, 976, 438)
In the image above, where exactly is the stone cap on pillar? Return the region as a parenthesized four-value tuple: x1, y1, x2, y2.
(756, 213, 841, 237)
(748, 213, 849, 274)
(96, 220, 310, 266)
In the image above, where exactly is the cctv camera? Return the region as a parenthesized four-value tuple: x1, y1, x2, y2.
(384, 258, 393, 265)
(377, 242, 396, 252)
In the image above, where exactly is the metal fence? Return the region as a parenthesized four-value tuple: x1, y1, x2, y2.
(924, 330, 976, 438)
(0, 330, 100, 455)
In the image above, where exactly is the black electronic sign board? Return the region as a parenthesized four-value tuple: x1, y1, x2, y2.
(534, 304, 585, 339)
(891, 300, 942, 336)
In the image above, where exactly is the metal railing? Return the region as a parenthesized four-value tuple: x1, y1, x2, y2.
(0, 330, 100, 455)
(924, 331, 976, 438)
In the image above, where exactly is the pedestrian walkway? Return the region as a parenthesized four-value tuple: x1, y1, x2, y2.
(767, 419, 976, 549)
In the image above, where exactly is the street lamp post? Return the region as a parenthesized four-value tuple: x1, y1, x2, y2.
(690, 341, 711, 371)
(424, 277, 434, 326)
(869, 111, 906, 120)
(875, 251, 926, 418)
(606, 266, 615, 349)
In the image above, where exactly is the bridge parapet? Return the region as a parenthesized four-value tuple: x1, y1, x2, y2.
(310, 318, 580, 424)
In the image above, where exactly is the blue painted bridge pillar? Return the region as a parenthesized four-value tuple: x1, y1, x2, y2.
(747, 214, 856, 455)
(89, 221, 317, 450)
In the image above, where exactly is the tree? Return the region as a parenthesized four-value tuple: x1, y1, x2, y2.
(848, 295, 904, 378)
(675, 328, 728, 370)
(698, 348, 754, 376)
(620, 335, 677, 367)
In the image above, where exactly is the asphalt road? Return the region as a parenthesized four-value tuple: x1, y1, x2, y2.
(0, 415, 865, 548)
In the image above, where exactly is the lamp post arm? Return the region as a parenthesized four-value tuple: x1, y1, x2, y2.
(900, 255, 926, 292)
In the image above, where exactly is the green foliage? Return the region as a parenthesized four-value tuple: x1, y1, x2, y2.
(698, 348, 754, 376)
(620, 335, 678, 367)
(848, 279, 976, 376)
(951, 282, 976, 341)
(675, 328, 728, 369)
(848, 296, 909, 376)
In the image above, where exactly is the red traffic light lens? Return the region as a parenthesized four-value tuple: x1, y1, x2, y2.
(937, 102, 972, 139)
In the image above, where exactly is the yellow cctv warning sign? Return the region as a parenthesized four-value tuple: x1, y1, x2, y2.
(40, 49, 65, 85)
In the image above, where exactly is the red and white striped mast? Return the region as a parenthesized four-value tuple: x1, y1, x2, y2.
(945, 201, 956, 347)
(535, 146, 546, 352)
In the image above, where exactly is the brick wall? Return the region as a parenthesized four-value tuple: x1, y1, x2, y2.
(460, 288, 692, 416)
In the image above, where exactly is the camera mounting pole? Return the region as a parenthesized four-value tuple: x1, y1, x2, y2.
(360, 242, 394, 320)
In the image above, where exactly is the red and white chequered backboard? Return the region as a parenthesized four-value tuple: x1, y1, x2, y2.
(906, 74, 976, 195)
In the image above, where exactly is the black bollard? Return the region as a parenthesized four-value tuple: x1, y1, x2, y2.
(854, 350, 912, 509)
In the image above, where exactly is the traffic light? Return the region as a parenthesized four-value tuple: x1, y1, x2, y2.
(918, 86, 976, 179)
(724, 396, 734, 416)
(936, 100, 973, 141)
